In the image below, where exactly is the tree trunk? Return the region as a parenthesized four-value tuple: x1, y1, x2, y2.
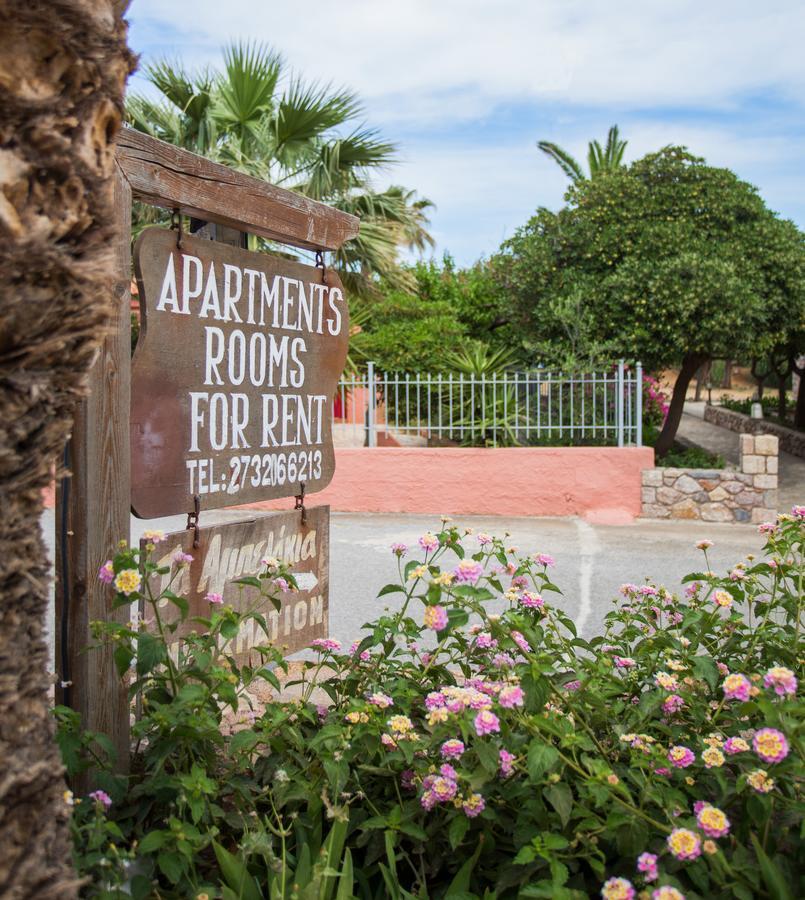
(722, 359, 733, 389)
(0, 2, 134, 896)
(655, 354, 707, 458)
(694, 360, 710, 402)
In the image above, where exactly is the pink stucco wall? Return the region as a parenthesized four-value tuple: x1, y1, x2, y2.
(245, 446, 655, 523)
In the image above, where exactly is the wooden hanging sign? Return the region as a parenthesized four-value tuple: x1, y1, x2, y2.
(131, 227, 349, 518)
(141, 507, 330, 660)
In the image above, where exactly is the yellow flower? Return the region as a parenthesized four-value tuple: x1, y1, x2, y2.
(704, 733, 724, 748)
(713, 590, 733, 608)
(408, 565, 428, 581)
(114, 568, 142, 596)
(388, 715, 414, 734)
(434, 571, 454, 586)
(747, 769, 775, 794)
(606, 774, 619, 785)
(684, 776, 695, 786)
(63, 790, 74, 806)
(345, 711, 369, 724)
(666, 659, 686, 672)
(427, 708, 449, 726)
(702, 747, 725, 768)
(703, 840, 718, 855)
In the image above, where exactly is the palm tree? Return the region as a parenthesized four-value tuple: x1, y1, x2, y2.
(538, 125, 628, 183)
(127, 43, 434, 295)
(0, 1, 134, 894)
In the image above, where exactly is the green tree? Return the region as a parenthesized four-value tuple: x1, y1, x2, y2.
(127, 42, 433, 295)
(537, 124, 627, 183)
(496, 147, 805, 456)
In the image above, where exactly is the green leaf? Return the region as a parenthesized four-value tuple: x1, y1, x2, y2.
(157, 850, 185, 884)
(234, 576, 263, 589)
(213, 840, 262, 900)
(691, 655, 719, 691)
(163, 590, 189, 617)
(544, 782, 573, 827)
(448, 815, 469, 850)
(751, 834, 794, 900)
(136, 632, 167, 676)
(513, 845, 537, 865)
(475, 739, 500, 775)
(378, 583, 405, 596)
(528, 742, 559, 780)
(445, 834, 484, 896)
(335, 848, 354, 900)
(113, 644, 134, 676)
(138, 830, 168, 854)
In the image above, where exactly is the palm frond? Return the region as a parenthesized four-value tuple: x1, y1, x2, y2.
(212, 41, 282, 140)
(537, 140, 585, 183)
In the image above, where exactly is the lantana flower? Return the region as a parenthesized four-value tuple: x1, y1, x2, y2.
(88, 790, 112, 810)
(440, 739, 464, 759)
(423, 605, 448, 631)
(753, 728, 789, 763)
(713, 590, 733, 609)
(601, 877, 636, 900)
(453, 559, 483, 584)
(462, 793, 486, 818)
(418, 532, 439, 553)
(696, 804, 730, 838)
(667, 828, 701, 860)
(205, 592, 223, 605)
(499, 748, 515, 778)
(473, 710, 500, 736)
(652, 888, 686, 900)
(636, 852, 658, 882)
(763, 666, 797, 696)
(114, 568, 141, 596)
(722, 673, 751, 701)
(498, 685, 524, 708)
(724, 736, 749, 755)
(747, 769, 775, 793)
(310, 638, 342, 652)
(667, 746, 695, 768)
(519, 591, 544, 609)
(702, 747, 725, 768)
(98, 561, 115, 584)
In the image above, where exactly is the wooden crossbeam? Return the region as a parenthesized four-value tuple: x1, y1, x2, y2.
(116, 128, 360, 251)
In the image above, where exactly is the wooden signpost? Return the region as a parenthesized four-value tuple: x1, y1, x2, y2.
(131, 228, 348, 517)
(55, 128, 359, 771)
(142, 507, 330, 660)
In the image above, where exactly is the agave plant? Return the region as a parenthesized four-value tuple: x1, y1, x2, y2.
(127, 42, 433, 295)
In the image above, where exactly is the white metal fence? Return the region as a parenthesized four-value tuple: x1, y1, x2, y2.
(332, 361, 644, 448)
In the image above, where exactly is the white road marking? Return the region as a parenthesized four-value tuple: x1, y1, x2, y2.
(574, 518, 601, 635)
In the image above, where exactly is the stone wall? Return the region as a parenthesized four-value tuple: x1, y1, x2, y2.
(641, 434, 778, 523)
(704, 405, 805, 458)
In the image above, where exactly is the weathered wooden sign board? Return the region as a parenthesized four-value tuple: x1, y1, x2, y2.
(142, 507, 329, 660)
(131, 227, 349, 518)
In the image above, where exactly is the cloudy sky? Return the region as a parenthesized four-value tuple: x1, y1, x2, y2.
(127, 0, 804, 265)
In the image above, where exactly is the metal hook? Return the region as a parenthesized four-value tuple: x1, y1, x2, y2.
(186, 494, 201, 548)
(294, 482, 307, 527)
(315, 250, 326, 283)
(171, 208, 184, 250)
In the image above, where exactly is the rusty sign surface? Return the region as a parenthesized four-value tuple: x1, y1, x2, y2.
(131, 227, 348, 518)
(141, 507, 329, 660)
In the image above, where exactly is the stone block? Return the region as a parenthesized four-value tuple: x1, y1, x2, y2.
(642, 504, 671, 519)
(751, 507, 778, 524)
(671, 498, 700, 519)
(763, 490, 778, 508)
(709, 486, 728, 502)
(741, 455, 765, 475)
(724, 481, 744, 494)
(642, 487, 657, 504)
(656, 486, 681, 505)
(700, 503, 734, 523)
(755, 434, 779, 456)
(642, 468, 663, 487)
(766, 456, 778, 474)
(663, 469, 681, 484)
(735, 473, 754, 485)
(675, 474, 704, 494)
(699, 479, 720, 491)
(736, 490, 759, 506)
(740, 433, 755, 456)
(753, 474, 777, 490)
(734, 508, 750, 522)
(689, 470, 725, 481)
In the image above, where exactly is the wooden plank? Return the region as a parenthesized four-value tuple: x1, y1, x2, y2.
(117, 128, 359, 251)
(55, 167, 131, 775)
(141, 507, 330, 660)
(130, 227, 348, 518)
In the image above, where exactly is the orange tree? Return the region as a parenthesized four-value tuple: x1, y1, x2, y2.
(494, 147, 805, 456)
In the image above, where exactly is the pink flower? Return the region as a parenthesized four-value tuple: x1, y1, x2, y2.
(97, 561, 114, 584)
(614, 657, 636, 669)
(391, 542, 408, 557)
(533, 553, 555, 567)
(662, 694, 684, 715)
(753, 728, 789, 763)
(425, 691, 446, 710)
(368, 692, 393, 708)
(477, 532, 493, 546)
(636, 852, 658, 882)
(274, 577, 290, 593)
(510, 630, 531, 653)
(724, 736, 749, 755)
(791, 505, 805, 518)
(654, 767, 671, 777)
(758, 522, 777, 534)
(499, 748, 515, 778)
(722, 673, 751, 701)
(667, 746, 695, 768)
(652, 889, 686, 900)
(423, 605, 448, 631)
(429, 775, 458, 802)
(88, 790, 112, 810)
(310, 638, 342, 652)
(439, 763, 457, 779)
(696, 540, 713, 550)
(462, 793, 485, 818)
(419, 532, 439, 553)
(173, 550, 193, 565)
(667, 827, 701, 860)
(205, 592, 223, 605)
(763, 666, 797, 697)
(474, 631, 497, 649)
(601, 878, 636, 900)
(474, 710, 501, 736)
(316, 704, 328, 721)
(440, 739, 465, 759)
(499, 685, 524, 708)
(401, 769, 415, 790)
(453, 559, 483, 584)
(563, 680, 581, 692)
(492, 652, 515, 668)
(519, 591, 544, 609)
(696, 805, 730, 838)
(510, 575, 528, 589)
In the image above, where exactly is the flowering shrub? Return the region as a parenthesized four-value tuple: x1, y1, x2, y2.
(61, 514, 803, 898)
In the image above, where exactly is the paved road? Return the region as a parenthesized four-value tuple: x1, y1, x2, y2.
(42, 509, 771, 662)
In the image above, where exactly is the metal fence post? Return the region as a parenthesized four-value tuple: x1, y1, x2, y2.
(636, 361, 643, 447)
(366, 360, 377, 447)
(617, 359, 625, 448)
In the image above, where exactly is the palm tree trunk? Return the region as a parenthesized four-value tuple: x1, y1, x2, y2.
(654, 354, 707, 458)
(0, 2, 134, 895)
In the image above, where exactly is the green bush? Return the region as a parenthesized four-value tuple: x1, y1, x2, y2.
(62, 516, 804, 898)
